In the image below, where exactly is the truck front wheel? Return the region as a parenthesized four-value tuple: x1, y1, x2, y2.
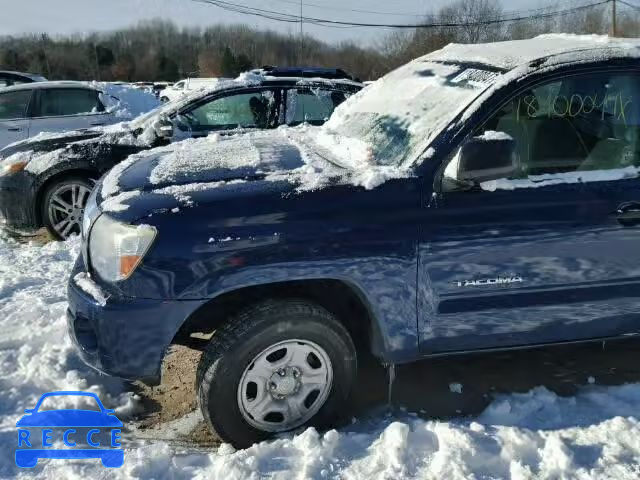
(196, 299, 357, 448)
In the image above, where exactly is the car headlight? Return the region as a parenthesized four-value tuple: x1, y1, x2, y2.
(89, 215, 157, 282)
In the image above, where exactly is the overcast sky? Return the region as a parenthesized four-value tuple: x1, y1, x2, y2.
(1, 0, 554, 45)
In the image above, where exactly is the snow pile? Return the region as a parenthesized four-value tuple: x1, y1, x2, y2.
(73, 272, 108, 306)
(429, 34, 639, 70)
(2, 235, 640, 478)
(282, 127, 411, 190)
(101, 155, 140, 198)
(89, 82, 161, 120)
(122, 386, 640, 479)
(153, 179, 245, 206)
(481, 166, 640, 191)
(476, 130, 513, 141)
(449, 383, 463, 394)
(101, 190, 142, 213)
(149, 135, 260, 185)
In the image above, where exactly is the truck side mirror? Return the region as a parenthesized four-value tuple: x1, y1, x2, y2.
(457, 132, 519, 183)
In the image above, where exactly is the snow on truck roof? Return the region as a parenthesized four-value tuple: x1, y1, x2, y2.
(427, 34, 640, 71)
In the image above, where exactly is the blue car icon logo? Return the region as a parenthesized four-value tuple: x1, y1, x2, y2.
(16, 391, 124, 468)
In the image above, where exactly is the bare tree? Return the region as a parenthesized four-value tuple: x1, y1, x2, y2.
(439, 0, 504, 43)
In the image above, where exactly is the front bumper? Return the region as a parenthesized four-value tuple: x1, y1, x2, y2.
(0, 172, 39, 233)
(67, 263, 205, 383)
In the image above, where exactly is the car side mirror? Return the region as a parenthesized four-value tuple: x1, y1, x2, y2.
(24, 409, 34, 414)
(457, 132, 519, 183)
(153, 116, 174, 140)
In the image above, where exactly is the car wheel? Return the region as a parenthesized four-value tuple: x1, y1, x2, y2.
(196, 299, 357, 449)
(42, 177, 93, 240)
(160, 96, 169, 103)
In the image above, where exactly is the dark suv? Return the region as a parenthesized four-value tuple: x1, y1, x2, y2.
(68, 36, 640, 447)
(0, 69, 361, 239)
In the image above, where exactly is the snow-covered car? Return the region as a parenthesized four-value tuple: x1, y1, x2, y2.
(159, 77, 227, 103)
(0, 81, 117, 150)
(69, 35, 640, 448)
(0, 71, 362, 239)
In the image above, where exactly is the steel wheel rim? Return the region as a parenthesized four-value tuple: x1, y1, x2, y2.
(237, 339, 333, 433)
(47, 182, 91, 239)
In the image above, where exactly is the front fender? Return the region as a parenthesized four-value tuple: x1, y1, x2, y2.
(110, 179, 423, 360)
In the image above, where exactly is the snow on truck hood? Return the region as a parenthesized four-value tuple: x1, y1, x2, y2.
(99, 127, 409, 213)
(102, 132, 303, 196)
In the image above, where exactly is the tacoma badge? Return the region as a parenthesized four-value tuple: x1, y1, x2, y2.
(453, 276, 523, 287)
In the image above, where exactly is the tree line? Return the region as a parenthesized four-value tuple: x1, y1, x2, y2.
(1, 0, 639, 83)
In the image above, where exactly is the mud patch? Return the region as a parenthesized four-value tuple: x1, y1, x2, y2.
(132, 345, 218, 446)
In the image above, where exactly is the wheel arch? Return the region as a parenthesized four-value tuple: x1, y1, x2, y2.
(171, 278, 385, 358)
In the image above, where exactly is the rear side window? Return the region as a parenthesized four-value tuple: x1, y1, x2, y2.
(36, 88, 104, 117)
(286, 88, 349, 126)
(0, 90, 32, 120)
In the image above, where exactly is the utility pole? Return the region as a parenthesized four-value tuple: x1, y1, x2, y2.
(300, 0, 303, 63)
(40, 34, 51, 78)
(612, 0, 617, 37)
(94, 43, 101, 81)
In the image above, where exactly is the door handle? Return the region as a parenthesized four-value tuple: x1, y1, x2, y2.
(7, 127, 22, 132)
(89, 122, 105, 126)
(615, 202, 640, 226)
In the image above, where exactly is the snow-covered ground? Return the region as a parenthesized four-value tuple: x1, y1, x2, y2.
(1, 234, 640, 479)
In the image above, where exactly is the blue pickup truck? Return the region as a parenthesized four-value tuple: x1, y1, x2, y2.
(68, 35, 640, 447)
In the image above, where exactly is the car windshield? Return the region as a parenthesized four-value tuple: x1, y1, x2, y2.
(316, 60, 499, 168)
(127, 98, 179, 131)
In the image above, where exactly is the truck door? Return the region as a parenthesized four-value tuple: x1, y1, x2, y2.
(419, 69, 640, 353)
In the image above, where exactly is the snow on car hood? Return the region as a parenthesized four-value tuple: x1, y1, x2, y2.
(99, 127, 409, 212)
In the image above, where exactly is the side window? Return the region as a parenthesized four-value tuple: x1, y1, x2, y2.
(444, 72, 640, 189)
(36, 89, 104, 117)
(183, 90, 278, 131)
(0, 90, 32, 120)
(286, 88, 349, 126)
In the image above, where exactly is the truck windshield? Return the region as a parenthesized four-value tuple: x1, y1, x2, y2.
(316, 61, 499, 168)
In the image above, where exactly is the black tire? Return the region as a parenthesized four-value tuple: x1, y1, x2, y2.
(41, 176, 93, 240)
(196, 299, 357, 449)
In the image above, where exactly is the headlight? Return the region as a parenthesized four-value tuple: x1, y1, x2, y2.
(89, 215, 157, 282)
